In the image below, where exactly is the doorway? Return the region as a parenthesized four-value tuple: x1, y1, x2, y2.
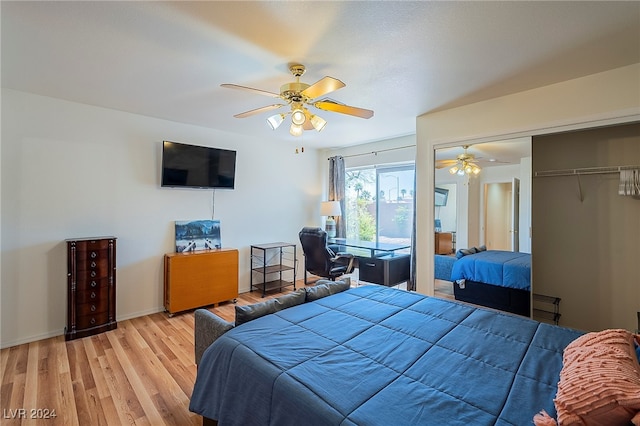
(483, 178, 519, 251)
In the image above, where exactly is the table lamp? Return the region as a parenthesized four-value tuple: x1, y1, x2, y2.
(320, 201, 341, 238)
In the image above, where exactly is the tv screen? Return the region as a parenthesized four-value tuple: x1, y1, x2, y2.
(161, 141, 236, 189)
(435, 187, 449, 206)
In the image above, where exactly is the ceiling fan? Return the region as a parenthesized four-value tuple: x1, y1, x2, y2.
(221, 63, 374, 136)
(436, 145, 482, 176)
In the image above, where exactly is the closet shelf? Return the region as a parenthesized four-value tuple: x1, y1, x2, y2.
(534, 165, 640, 178)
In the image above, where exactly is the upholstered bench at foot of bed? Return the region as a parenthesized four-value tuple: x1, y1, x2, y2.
(194, 310, 234, 365)
(194, 277, 352, 365)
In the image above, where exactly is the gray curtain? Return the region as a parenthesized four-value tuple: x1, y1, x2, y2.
(328, 156, 346, 238)
(407, 169, 417, 291)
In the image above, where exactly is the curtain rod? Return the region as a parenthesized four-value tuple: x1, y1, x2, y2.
(328, 144, 415, 160)
(534, 165, 640, 178)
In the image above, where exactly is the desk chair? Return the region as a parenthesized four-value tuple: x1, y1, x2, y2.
(298, 227, 355, 284)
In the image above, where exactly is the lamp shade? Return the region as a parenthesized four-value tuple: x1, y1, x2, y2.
(289, 123, 303, 136)
(266, 113, 285, 130)
(291, 108, 306, 125)
(310, 114, 327, 132)
(320, 201, 341, 217)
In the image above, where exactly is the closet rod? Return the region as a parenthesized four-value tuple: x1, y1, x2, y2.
(328, 144, 415, 160)
(534, 165, 640, 178)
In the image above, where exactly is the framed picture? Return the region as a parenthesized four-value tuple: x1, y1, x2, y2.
(175, 220, 221, 252)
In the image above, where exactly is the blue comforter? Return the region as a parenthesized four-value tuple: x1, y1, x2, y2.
(190, 285, 580, 425)
(451, 250, 531, 290)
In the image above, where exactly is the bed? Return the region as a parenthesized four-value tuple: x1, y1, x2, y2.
(450, 249, 531, 317)
(189, 283, 585, 425)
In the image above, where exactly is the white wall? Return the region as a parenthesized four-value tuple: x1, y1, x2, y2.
(329, 134, 416, 170)
(435, 157, 531, 253)
(416, 63, 640, 296)
(1, 89, 323, 348)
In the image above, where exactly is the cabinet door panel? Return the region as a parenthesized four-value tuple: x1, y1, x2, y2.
(164, 249, 239, 314)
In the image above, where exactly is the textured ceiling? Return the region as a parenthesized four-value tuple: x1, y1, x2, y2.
(2, 1, 639, 151)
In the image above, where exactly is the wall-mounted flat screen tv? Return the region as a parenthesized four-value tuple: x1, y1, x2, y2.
(435, 187, 449, 206)
(161, 141, 236, 189)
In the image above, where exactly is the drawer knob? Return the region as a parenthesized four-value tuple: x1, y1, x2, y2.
(91, 252, 97, 258)
(90, 318, 96, 325)
(90, 305, 97, 312)
(90, 261, 97, 268)
(90, 292, 96, 299)
(91, 281, 97, 288)
(90, 271, 97, 277)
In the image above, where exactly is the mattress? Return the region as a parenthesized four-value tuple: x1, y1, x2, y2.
(189, 285, 581, 425)
(451, 250, 531, 290)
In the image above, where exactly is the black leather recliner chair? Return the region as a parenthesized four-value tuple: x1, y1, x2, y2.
(298, 227, 355, 284)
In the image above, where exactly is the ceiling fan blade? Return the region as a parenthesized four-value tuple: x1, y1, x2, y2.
(233, 104, 285, 118)
(221, 83, 281, 98)
(301, 77, 345, 100)
(436, 160, 459, 169)
(314, 101, 374, 119)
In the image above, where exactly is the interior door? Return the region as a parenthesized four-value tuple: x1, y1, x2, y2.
(484, 180, 519, 251)
(511, 177, 520, 252)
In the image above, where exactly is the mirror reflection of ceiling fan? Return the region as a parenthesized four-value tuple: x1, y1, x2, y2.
(221, 63, 374, 136)
(436, 145, 483, 176)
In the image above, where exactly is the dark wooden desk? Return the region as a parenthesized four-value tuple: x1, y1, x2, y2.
(328, 238, 411, 286)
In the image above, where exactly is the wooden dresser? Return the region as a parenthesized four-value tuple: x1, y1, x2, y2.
(65, 236, 117, 341)
(435, 232, 453, 255)
(164, 248, 239, 316)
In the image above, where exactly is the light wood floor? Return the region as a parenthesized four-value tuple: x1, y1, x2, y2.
(0, 279, 319, 426)
(0, 276, 451, 426)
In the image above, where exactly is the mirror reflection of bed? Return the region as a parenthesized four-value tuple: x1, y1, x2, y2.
(433, 139, 532, 316)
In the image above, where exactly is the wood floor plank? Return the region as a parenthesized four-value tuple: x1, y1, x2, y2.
(0, 279, 315, 425)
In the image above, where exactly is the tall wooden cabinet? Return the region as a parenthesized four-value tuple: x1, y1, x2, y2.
(164, 248, 239, 315)
(65, 236, 117, 341)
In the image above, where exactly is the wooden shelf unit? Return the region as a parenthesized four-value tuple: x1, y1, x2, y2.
(164, 248, 238, 315)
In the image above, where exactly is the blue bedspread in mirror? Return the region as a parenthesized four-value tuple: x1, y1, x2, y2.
(451, 250, 531, 290)
(189, 285, 580, 425)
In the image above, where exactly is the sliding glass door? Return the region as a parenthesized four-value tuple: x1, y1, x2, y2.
(345, 164, 415, 245)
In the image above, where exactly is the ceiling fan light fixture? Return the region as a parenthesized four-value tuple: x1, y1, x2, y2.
(266, 113, 285, 130)
(310, 114, 327, 132)
(449, 166, 459, 175)
(291, 108, 306, 125)
(289, 123, 303, 137)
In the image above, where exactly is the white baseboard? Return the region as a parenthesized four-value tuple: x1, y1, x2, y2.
(0, 306, 167, 349)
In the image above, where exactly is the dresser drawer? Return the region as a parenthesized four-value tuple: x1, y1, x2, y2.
(76, 286, 108, 304)
(77, 298, 109, 317)
(357, 256, 385, 284)
(76, 256, 109, 274)
(76, 312, 110, 330)
(77, 277, 109, 291)
(74, 239, 111, 252)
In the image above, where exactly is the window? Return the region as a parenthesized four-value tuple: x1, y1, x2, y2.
(345, 164, 414, 246)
